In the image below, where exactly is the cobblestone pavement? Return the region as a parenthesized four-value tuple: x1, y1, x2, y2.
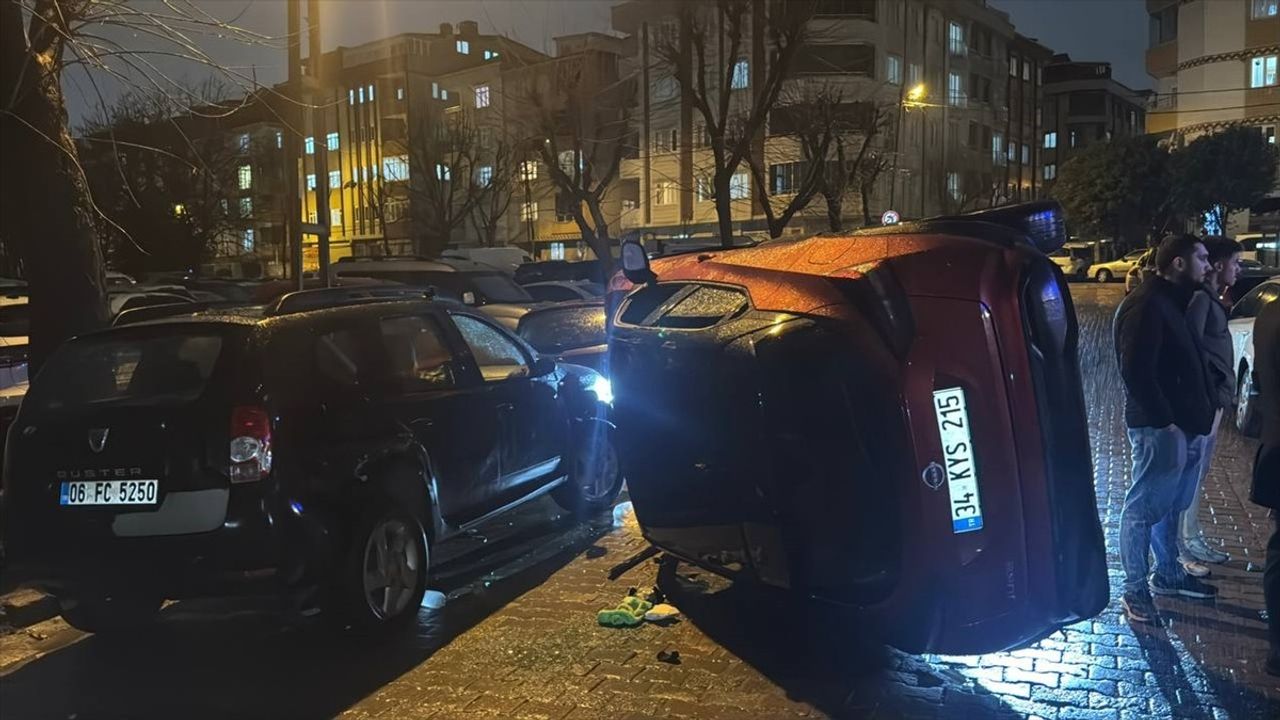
(1, 284, 1277, 719)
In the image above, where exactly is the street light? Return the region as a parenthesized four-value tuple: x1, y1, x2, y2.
(906, 83, 927, 106)
(889, 84, 927, 215)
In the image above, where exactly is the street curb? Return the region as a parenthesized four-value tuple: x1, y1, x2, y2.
(0, 589, 60, 630)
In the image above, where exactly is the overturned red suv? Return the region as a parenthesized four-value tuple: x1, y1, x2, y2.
(607, 201, 1108, 655)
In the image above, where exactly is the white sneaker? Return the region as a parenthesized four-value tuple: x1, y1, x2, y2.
(1184, 537, 1229, 564)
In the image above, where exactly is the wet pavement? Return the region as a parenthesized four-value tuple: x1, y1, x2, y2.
(1, 283, 1278, 719)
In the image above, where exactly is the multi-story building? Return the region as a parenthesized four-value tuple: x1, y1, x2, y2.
(1040, 55, 1150, 186)
(1006, 34, 1054, 203)
(611, 0, 1048, 243)
(1146, 0, 1278, 232)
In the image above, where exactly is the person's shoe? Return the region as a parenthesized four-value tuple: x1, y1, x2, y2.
(1150, 572, 1218, 599)
(1122, 590, 1159, 624)
(1184, 537, 1230, 564)
(1180, 558, 1212, 578)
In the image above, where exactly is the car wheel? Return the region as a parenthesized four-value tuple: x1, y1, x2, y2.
(553, 421, 624, 517)
(58, 588, 162, 633)
(1237, 365, 1262, 438)
(339, 501, 429, 630)
(1095, 269, 1113, 283)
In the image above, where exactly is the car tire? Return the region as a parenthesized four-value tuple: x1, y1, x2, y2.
(337, 500, 429, 631)
(1237, 365, 1262, 438)
(552, 420, 624, 518)
(1095, 269, 1113, 283)
(58, 588, 162, 634)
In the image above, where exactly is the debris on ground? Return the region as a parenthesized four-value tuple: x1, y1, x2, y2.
(597, 595, 652, 627)
(644, 603, 680, 623)
(656, 649, 681, 665)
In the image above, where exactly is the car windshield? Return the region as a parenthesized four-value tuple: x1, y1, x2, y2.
(25, 329, 229, 412)
(518, 306, 607, 353)
(345, 270, 533, 304)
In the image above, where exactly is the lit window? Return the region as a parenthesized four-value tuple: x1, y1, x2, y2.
(549, 242, 565, 260)
(1022, 144, 1030, 164)
(306, 174, 317, 191)
(238, 165, 252, 190)
(948, 71, 965, 107)
(329, 170, 341, 188)
(729, 172, 750, 199)
(559, 150, 582, 174)
(237, 133, 250, 152)
(695, 177, 713, 202)
(519, 160, 538, 181)
(457, 39, 470, 55)
(1044, 131, 1057, 149)
(478, 165, 493, 186)
(241, 228, 255, 252)
(654, 181, 676, 205)
(992, 132, 1005, 165)
(436, 163, 451, 181)
(1251, 55, 1278, 88)
(475, 85, 491, 108)
(349, 88, 355, 105)
(432, 82, 441, 99)
(326, 132, 339, 151)
(1043, 164, 1057, 180)
(358, 87, 365, 104)
(1253, 0, 1277, 18)
(1263, 125, 1277, 145)
(731, 59, 749, 89)
(275, 131, 283, 149)
(948, 21, 965, 56)
(396, 86, 405, 101)
(1009, 55, 1019, 77)
(521, 201, 537, 221)
(947, 172, 960, 199)
(239, 197, 252, 217)
(382, 155, 410, 181)
(886, 54, 902, 85)
(367, 84, 374, 101)
(330, 208, 342, 227)
(304, 136, 315, 154)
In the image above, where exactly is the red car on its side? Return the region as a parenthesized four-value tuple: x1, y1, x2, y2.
(607, 201, 1108, 655)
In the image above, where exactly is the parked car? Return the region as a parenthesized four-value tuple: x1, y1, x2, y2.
(1, 287, 622, 633)
(523, 281, 606, 303)
(107, 291, 195, 317)
(1087, 249, 1146, 283)
(1048, 249, 1089, 279)
(335, 256, 537, 330)
(1124, 248, 1155, 294)
(1229, 259, 1280, 302)
(606, 201, 1107, 655)
(515, 260, 606, 285)
(517, 300, 608, 375)
(441, 247, 534, 273)
(1229, 278, 1280, 437)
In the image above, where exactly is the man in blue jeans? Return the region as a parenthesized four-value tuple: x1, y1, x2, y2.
(1114, 233, 1216, 623)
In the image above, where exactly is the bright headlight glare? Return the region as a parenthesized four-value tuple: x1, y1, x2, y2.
(591, 375, 614, 405)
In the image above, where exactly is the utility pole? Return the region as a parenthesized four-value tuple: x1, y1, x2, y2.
(308, 0, 332, 287)
(286, 0, 303, 288)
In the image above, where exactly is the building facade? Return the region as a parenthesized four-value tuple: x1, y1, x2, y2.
(1040, 54, 1150, 187)
(611, 0, 1052, 243)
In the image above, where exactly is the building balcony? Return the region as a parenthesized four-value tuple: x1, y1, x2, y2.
(1146, 41, 1177, 79)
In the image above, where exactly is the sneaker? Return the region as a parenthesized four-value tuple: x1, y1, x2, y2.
(1122, 590, 1159, 624)
(1150, 572, 1218, 599)
(1180, 558, 1212, 578)
(1184, 537, 1230, 564)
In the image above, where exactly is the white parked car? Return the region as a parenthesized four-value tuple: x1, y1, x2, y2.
(1228, 278, 1280, 436)
(1087, 249, 1147, 283)
(1048, 250, 1089, 279)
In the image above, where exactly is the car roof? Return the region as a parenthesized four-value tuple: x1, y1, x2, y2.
(334, 256, 502, 273)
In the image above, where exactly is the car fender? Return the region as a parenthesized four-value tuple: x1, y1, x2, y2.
(351, 437, 444, 541)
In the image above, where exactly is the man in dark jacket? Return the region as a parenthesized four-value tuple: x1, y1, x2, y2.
(1114, 233, 1215, 624)
(1248, 293, 1280, 675)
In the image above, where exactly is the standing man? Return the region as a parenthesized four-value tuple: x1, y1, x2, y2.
(1249, 292, 1280, 675)
(1179, 237, 1243, 576)
(1114, 233, 1216, 624)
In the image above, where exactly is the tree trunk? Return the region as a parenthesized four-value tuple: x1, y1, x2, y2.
(714, 173, 735, 248)
(1, 0, 108, 371)
(861, 184, 873, 226)
(824, 194, 844, 233)
(585, 196, 616, 279)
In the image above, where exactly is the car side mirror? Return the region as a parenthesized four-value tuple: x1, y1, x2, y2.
(531, 355, 556, 377)
(621, 239, 656, 284)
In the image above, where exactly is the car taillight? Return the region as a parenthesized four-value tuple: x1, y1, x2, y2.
(229, 405, 272, 483)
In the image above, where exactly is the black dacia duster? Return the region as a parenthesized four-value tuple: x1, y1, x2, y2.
(1, 288, 621, 632)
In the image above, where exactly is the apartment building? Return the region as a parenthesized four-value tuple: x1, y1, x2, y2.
(1040, 55, 1150, 187)
(611, 0, 1047, 242)
(1007, 33, 1054, 203)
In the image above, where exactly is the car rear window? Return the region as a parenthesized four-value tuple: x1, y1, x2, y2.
(519, 306, 607, 353)
(26, 330, 228, 411)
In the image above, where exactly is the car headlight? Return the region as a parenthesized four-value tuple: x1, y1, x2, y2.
(591, 375, 614, 406)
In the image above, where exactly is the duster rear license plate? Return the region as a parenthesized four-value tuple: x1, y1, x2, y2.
(60, 480, 158, 506)
(932, 386, 984, 534)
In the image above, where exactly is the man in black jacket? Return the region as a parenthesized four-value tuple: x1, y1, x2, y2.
(1248, 293, 1280, 675)
(1114, 233, 1215, 624)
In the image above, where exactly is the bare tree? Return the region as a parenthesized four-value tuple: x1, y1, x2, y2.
(468, 132, 516, 248)
(406, 110, 493, 258)
(741, 85, 831, 238)
(653, 0, 815, 248)
(1, 0, 281, 368)
(520, 50, 634, 274)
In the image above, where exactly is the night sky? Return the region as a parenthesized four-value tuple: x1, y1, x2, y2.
(63, 0, 1150, 124)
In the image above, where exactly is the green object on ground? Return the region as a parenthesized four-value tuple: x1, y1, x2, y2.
(596, 595, 653, 627)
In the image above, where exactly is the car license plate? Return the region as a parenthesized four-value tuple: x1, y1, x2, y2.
(59, 480, 158, 506)
(932, 386, 984, 534)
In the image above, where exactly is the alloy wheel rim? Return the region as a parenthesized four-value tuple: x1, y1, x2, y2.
(577, 437, 619, 503)
(361, 518, 421, 620)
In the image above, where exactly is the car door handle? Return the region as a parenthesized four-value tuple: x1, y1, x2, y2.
(410, 418, 434, 429)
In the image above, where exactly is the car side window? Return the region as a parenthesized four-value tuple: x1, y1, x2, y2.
(451, 314, 530, 383)
(315, 327, 366, 388)
(379, 315, 457, 391)
(1232, 285, 1276, 319)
